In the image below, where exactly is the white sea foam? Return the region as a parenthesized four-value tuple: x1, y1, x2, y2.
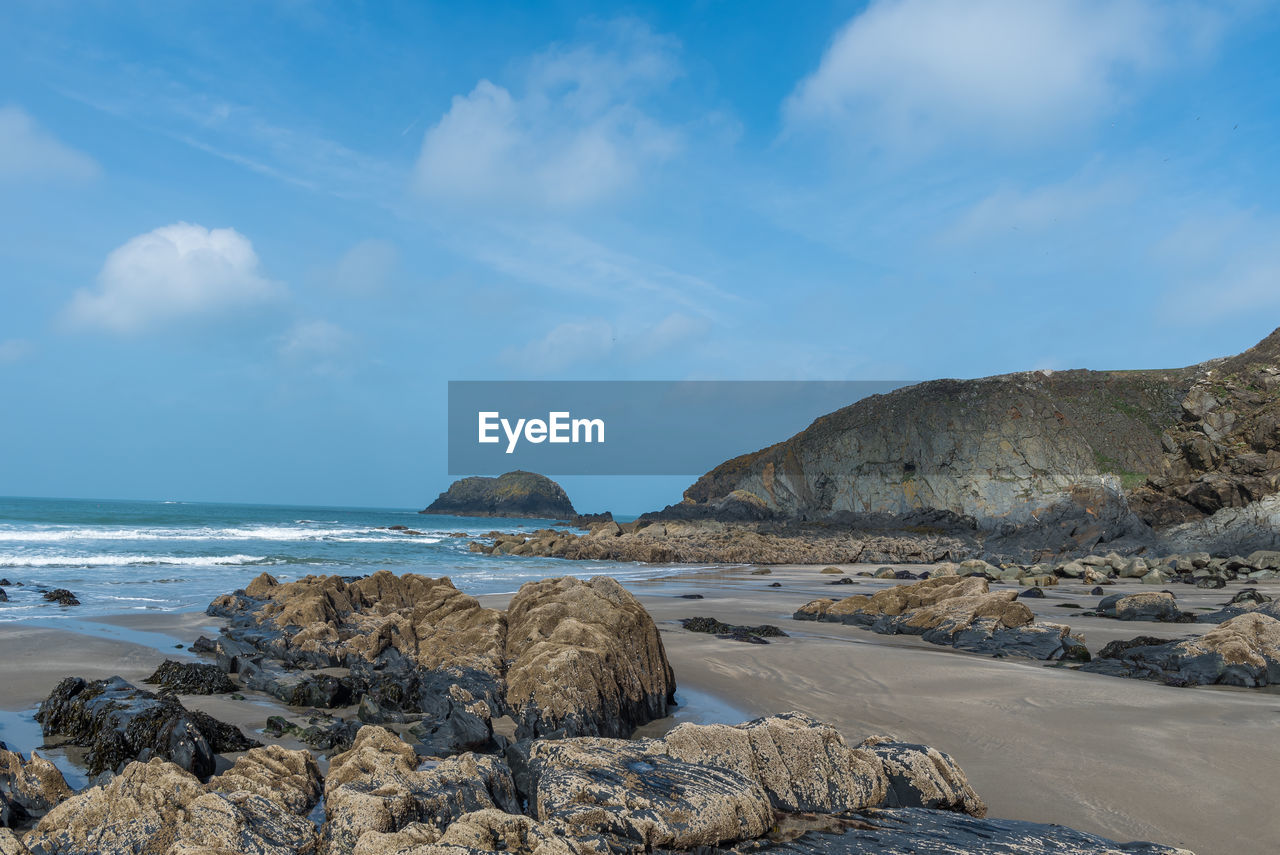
(0, 553, 273, 567)
(0, 525, 439, 544)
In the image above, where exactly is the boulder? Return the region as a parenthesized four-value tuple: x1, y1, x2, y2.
(40, 590, 78, 607)
(422, 471, 576, 519)
(1082, 612, 1280, 686)
(1096, 592, 1187, 622)
(503, 576, 674, 739)
(323, 726, 519, 855)
(35, 676, 258, 778)
(679, 617, 788, 644)
(794, 577, 1086, 661)
(0, 744, 72, 827)
(25, 748, 321, 855)
(0, 830, 30, 855)
(144, 660, 237, 695)
(860, 737, 987, 816)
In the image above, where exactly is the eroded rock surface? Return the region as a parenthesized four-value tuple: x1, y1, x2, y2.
(145, 660, 237, 695)
(794, 576, 1087, 661)
(24, 746, 321, 855)
(0, 744, 72, 828)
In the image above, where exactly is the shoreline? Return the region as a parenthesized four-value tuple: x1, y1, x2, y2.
(0, 565, 1276, 854)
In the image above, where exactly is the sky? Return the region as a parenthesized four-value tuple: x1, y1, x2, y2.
(1, 0, 1279, 514)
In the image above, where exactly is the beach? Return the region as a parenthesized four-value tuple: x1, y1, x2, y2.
(2, 565, 1276, 855)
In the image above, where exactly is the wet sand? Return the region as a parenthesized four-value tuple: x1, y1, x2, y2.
(1, 566, 1276, 855)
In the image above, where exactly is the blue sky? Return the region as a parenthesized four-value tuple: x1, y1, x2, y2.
(2, 0, 1279, 513)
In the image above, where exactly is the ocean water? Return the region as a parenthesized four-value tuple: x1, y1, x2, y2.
(0, 496, 680, 621)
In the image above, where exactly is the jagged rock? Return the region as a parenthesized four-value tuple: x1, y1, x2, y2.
(422, 471, 575, 519)
(0, 743, 72, 827)
(264, 714, 361, 754)
(25, 748, 320, 855)
(794, 577, 1086, 661)
(145, 660, 237, 695)
(1082, 612, 1280, 686)
(860, 737, 986, 816)
(323, 726, 519, 855)
(0, 589, 7, 603)
(40, 590, 78, 607)
(34, 676, 258, 778)
(503, 576, 674, 739)
(728, 807, 1193, 855)
(1095, 592, 1188, 622)
(679, 617, 788, 644)
(1016, 588, 1044, 599)
(528, 736, 773, 848)
(0, 829, 30, 855)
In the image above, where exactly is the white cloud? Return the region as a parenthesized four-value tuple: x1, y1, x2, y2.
(627, 311, 710, 358)
(0, 106, 98, 181)
(278, 319, 355, 377)
(414, 19, 682, 209)
(66, 223, 285, 334)
(504, 319, 617, 374)
(0, 339, 32, 364)
(785, 0, 1222, 148)
(331, 239, 398, 293)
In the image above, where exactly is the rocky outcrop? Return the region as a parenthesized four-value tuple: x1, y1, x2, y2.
(1082, 612, 1280, 687)
(40, 590, 78, 607)
(34, 676, 259, 779)
(145, 660, 237, 695)
(204, 572, 674, 744)
(729, 808, 1193, 855)
(0, 744, 72, 828)
(646, 328, 1280, 559)
(470, 519, 971, 564)
(23, 746, 321, 855)
(679, 616, 788, 643)
(794, 576, 1087, 661)
(323, 726, 519, 855)
(422, 471, 575, 519)
(503, 576, 674, 739)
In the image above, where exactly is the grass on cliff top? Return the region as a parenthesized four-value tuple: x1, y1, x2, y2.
(1092, 450, 1148, 490)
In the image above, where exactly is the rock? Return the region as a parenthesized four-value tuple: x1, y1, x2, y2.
(35, 676, 258, 779)
(1090, 586, 1105, 596)
(25, 748, 321, 855)
(144, 660, 237, 695)
(1230, 588, 1272, 606)
(678, 593, 704, 599)
(323, 726, 519, 855)
(679, 617, 788, 644)
(0, 829, 30, 855)
(741, 807, 1193, 855)
(860, 737, 986, 816)
(1095, 636, 1179, 661)
(1196, 576, 1226, 589)
(1095, 592, 1188, 622)
(1057, 561, 1086, 578)
(41, 589, 78, 607)
(265, 713, 361, 754)
(1016, 588, 1045, 599)
(1118, 557, 1150, 578)
(749, 567, 772, 575)
(0, 589, 6, 603)
(1081, 567, 1110, 585)
(1082, 612, 1280, 686)
(0, 744, 73, 826)
(768, 581, 782, 587)
(1020, 574, 1057, 587)
(794, 576, 1086, 661)
(504, 576, 674, 739)
(827, 576, 856, 585)
(422, 471, 576, 519)
(209, 571, 673, 742)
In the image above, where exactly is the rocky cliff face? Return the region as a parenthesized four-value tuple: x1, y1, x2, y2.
(422, 471, 576, 519)
(663, 329, 1280, 556)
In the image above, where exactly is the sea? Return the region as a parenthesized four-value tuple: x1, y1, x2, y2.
(0, 496, 684, 622)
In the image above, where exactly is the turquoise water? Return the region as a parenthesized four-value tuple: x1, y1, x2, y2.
(0, 496, 679, 621)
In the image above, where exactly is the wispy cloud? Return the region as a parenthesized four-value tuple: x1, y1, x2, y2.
(0, 105, 99, 181)
(277, 319, 357, 377)
(329, 239, 399, 294)
(0, 339, 33, 364)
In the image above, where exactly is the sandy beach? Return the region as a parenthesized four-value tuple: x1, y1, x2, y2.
(2, 566, 1276, 855)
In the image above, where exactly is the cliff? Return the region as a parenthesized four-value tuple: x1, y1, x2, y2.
(655, 328, 1280, 556)
(422, 471, 576, 519)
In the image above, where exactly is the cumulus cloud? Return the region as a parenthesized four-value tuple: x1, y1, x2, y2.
(66, 223, 284, 334)
(331, 239, 398, 293)
(0, 105, 99, 181)
(785, 0, 1222, 148)
(414, 19, 682, 209)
